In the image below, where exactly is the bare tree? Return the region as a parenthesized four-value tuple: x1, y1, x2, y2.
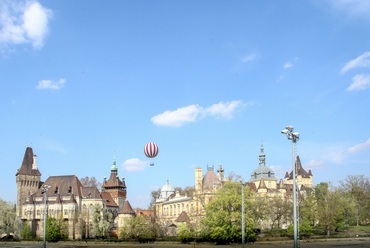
(339, 175, 370, 226)
(80, 176, 102, 190)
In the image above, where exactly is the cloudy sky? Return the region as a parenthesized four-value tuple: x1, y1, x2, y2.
(1, 0, 370, 208)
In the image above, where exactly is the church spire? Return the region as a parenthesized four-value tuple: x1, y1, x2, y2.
(259, 144, 266, 167)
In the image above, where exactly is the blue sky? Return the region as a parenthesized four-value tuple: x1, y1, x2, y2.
(1, 0, 370, 209)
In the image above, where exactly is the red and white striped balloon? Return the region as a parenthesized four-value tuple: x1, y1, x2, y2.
(144, 142, 159, 158)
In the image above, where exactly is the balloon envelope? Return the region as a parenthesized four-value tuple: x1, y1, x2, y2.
(144, 142, 159, 158)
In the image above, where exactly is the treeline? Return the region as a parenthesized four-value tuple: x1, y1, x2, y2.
(151, 174, 370, 243)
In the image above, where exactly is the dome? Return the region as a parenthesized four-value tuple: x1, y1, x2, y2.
(159, 180, 175, 199)
(250, 144, 277, 182)
(111, 159, 118, 171)
(250, 166, 276, 181)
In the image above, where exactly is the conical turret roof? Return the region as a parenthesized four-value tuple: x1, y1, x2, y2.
(119, 200, 136, 215)
(16, 147, 41, 176)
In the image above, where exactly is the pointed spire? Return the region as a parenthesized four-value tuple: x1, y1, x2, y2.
(16, 147, 41, 176)
(259, 144, 266, 167)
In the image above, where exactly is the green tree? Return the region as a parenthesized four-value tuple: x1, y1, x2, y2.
(178, 222, 194, 243)
(339, 175, 370, 226)
(119, 215, 157, 242)
(202, 181, 255, 244)
(0, 199, 16, 237)
(315, 182, 346, 237)
(92, 204, 112, 238)
(249, 194, 268, 228)
(299, 190, 317, 227)
(265, 196, 290, 230)
(45, 216, 68, 242)
(20, 222, 32, 240)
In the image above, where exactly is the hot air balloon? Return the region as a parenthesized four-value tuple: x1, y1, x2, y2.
(144, 142, 158, 166)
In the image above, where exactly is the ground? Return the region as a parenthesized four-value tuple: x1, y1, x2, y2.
(1, 238, 370, 248)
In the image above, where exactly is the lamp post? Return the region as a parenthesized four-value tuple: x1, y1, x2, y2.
(240, 181, 245, 248)
(281, 125, 300, 248)
(42, 185, 50, 248)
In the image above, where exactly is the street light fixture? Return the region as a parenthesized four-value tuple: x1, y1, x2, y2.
(281, 125, 300, 248)
(42, 185, 51, 248)
(240, 181, 245, 248)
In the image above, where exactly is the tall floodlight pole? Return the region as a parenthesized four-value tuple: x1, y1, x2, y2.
(42, 185, 50, 248)
(240, 181, 245, 248)
(281, 126, 300, 248)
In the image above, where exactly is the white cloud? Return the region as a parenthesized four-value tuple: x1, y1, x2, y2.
(347, 74, 370, 91)
(151, 100, 246, 127)
(0, 1, 52, 49)
(341, 51, 370, 73)
(284, 62, 293, 69)
(36, 78, 66, 90)
(204, 100, 244, 119)
(122, 158, 149, 172)
(305, 159, 327, 170)
(283, 57, 298, 69)
(241, 53, 257, 63)
(328, 0, 370, 20)
(22, 2, 51, 48)
(151, 104, 203, 127)
(348, 138, 370, 153)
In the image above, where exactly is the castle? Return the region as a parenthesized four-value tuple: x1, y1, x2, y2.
(154, 144, 313, 230)
(16, 147, 136, 239)
(16, 145, 313, 239)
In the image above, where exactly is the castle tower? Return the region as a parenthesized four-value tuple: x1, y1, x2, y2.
(15, 147, 42, 217)
(285, 155, 313, 189)
(101, 159, 127, 208)
(195, 167, 202, 193)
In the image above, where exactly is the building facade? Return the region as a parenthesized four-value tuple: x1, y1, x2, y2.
(16, 147, 135, 239)
(16, 145, 313, 239)
(154, 144, 313, 231)
(155, 164, 226, 232)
